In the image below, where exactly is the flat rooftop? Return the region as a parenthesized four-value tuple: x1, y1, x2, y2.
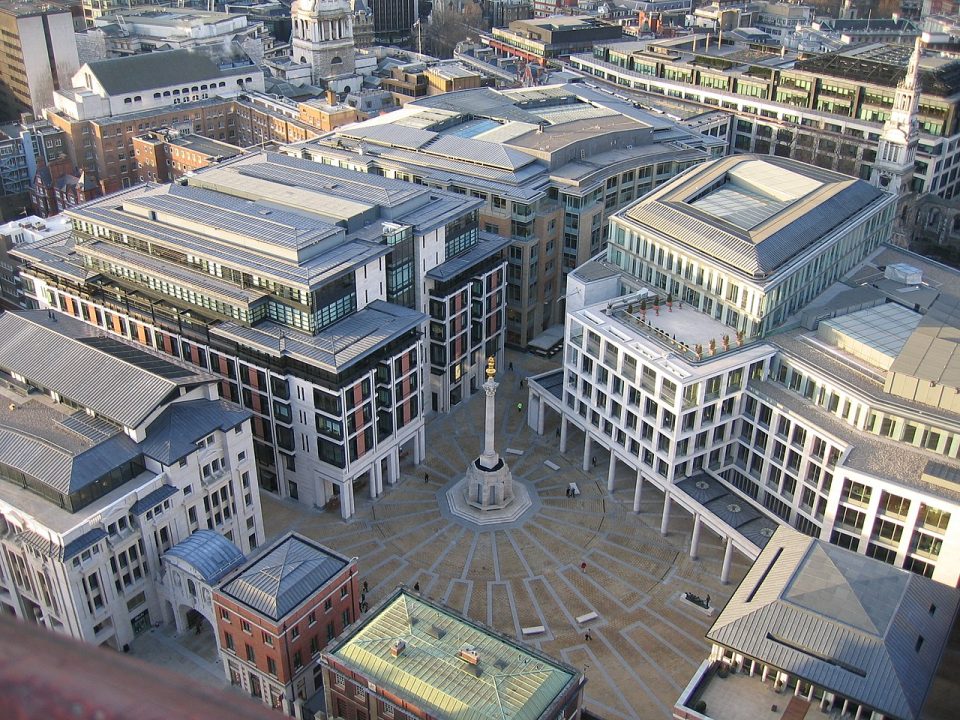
(169, 134, 242, 157)
(326, 589, 580, 720)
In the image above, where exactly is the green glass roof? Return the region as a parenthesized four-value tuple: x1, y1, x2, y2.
(328, 591, 577, 720)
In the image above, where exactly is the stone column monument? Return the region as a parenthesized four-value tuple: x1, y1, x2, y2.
(464, 357, 514, 510)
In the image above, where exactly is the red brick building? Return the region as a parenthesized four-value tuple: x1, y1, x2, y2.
(213, 533, 360, 714)
(132, 130, 243, 183)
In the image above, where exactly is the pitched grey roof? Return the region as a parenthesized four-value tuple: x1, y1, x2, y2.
(130, 484, 179, 515)
(620, 156, 886, 279)
(84, 49, 245, 96)
(165, 530, 245, 584)
(218, 533, 348, 621)
(16, 527, 107, 561)
(0, 311, 216, 428)
(62, 528, 108, 561)
(141, 398, 251, 465)
(210, 300, 426, 374)
(707, 526, 960, 720)
(0, 425, 141, 495)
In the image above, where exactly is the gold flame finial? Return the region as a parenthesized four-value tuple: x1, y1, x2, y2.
(485, 356, 496, 380)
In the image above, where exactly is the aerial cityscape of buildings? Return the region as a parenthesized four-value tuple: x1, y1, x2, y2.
(1, 0, 960, 719)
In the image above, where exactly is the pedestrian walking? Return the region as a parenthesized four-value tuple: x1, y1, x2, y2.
(555, 427, 561, 438)
(585, 631, 592, 642)
(509, 361, 514, 371)
(517, 402, 523, 413)
(424, 472, 429, 484)
(580, 561, 587, 572)
(362, 580, 368, 593)
(414, 581, 421, 593)
(591, 455, 597, 468)
(565, 487, 571, 497)
(705, 594, 711, 608)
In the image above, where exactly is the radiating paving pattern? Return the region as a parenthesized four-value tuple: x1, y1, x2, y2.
(261, 353, 751, 720)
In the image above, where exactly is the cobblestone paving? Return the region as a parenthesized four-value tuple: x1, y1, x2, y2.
(261, 350, 752, 720)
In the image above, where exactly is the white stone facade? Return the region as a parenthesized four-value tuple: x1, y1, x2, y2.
(528, 158, 960, 588)
(0, 376, 264, 651)
(290, 0, 358, 87)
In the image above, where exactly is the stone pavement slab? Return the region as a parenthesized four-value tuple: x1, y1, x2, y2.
(259, 350, 752, 720)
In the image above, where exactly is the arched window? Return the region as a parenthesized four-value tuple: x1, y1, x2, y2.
(332, 56, 342, 65)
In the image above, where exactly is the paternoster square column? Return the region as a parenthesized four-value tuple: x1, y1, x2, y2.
(479, 356, 500, 469)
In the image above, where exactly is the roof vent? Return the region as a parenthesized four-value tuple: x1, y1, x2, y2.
(390, 640, 406, 657)
(425, 624, 445, 640)
(885, 263, 922, 285)
(458, 645, 480, 665)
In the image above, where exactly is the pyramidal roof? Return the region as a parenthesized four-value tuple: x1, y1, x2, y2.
(782, 543, 908, 635)
(707, 526, 959, 720)
(218, 533, 349, 621)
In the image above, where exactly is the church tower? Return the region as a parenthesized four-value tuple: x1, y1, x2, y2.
(870, 37, 922, 198)
(290, 0, 356, 86)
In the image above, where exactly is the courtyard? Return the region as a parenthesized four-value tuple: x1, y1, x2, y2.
(259, 350, 751, 720)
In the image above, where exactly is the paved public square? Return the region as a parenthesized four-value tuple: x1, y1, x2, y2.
(126, 348, 960, 719)
(260, 350, 751, 720)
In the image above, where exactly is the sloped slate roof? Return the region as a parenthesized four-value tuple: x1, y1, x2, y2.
(62, 528, 108, 561)
(165, 530, 245, 584)
(219, 534, 347, 621)
(17, 527, 107, 561)
(423, 135, 536, 171)
(141, 398, 251, 465)
(84, 49, 236, 96)
(130, 484, 180, 515)
(621, 156, 885, 279)
(0, 424, 141, 495)
(707, 526, 960, 720)
(328, 589, 579, 720)
(0, 311, 215, 428)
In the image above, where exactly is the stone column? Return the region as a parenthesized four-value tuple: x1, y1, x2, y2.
(369, 463, 381, 499)
(582, 434, 592, 472)
(536, 398, 545, 435)
(690, 513, 702, 560)
(632, 471, 643, 513)
(660, 490, 671, 535)
(340, 483, 352, 520)
(721, 536, 734, 584)
(387, 451, 398, 485)
(559, 416, 568, 453)
(418, 428, 426, 465)
(607, 453, 617, 492)
(479, 374, 500, 468)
